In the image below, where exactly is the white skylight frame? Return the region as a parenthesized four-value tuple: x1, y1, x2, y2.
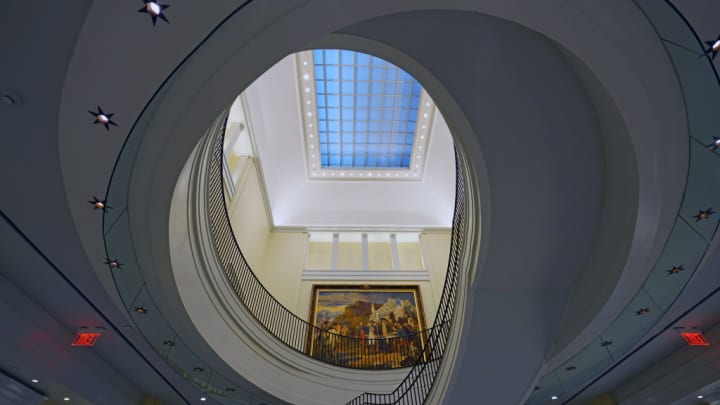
(295, 51, 436, 181)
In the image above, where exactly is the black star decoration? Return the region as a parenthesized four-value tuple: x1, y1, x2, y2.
(706, 137, 720, 152)
(666, 265, 685, 275)
(88, 106, 118, 131)
(600, 340, 613, 347)
(565, 366, 576, 372)
(138, 1, 170, 26)
(193, 367, 204, 373)
(704, 35, 720, 60)
(693, 208, 715, 222)
(163, 340, 175, 347)
(88, 196, 111, 211)
(635, 307, 650, 316)
(133, 306, 149, 314)
(104, 258, 123, 269)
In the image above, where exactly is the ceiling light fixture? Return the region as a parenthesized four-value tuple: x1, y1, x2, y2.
(303, 74, 310, 80)
(698, 395, 704, 399)
(704, 35, 720, 60)
(138, 1, 170, 25)
(305, 87, 310, 93)
(88, 106, 118, 131)
(31, 379, 38, 383)
(64, 398, 70, 402)
(303, 61, 308, 66)
(201, 398, 207, 402)
(89, 196, 111, 211)
(551, 396, 558, 400)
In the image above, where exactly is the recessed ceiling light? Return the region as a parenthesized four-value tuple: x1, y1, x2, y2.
(551, 396, 557, 400)
(303, 61, 308, 66)
(425, 101, 430, 106)
(418, 145, 423, 149)
(404, 173, 409, 177)
(421, 125, 426, 129)
(303, 74, 310, 80)
(306, 100, 311, 104)
(698, 395, 704, 399)
(307, 112, 312, 116)
(340, 172, 345, 176)
(423, 113, 428, 118)
(310, 144, 314, 148)
(322, 172, 326, 176)
(200, 397, 207, 401)
(420, 135, 425, 139)
(64, 398, 70, 402)
(417, 155, 421, 159)
(311, 154, 315, 158)
(31, 379, 38, 383)
(305, 87, 310, 93)
(309, 123, 313, 128)
(309, 134, 314, 138)
(414, 173, 418, 177)
(350, 173, 354, 176)
(415, 164, 420, 168)
(368, 173, 373, 177)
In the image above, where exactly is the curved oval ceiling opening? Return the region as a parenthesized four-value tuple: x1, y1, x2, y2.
(221, 48, 457, 305)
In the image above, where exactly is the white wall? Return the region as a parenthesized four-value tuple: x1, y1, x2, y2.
(227, 159, 270, 272)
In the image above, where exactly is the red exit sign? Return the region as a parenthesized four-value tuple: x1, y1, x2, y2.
(71, 332, 101, 347)
(681, 332, 710, 346)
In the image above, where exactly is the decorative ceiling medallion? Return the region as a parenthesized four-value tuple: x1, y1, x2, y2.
(104, 258, 123, 269)
(704, 35, 720, 60)
(666, 265, 685, 275)
(138, 1, 170, 25)
(88, 106, 118, 131)
(295, 51, 435, 182)
(635, 307, 650, 316)
(88, 196, 110, 211)
(693, 208, 715, 221)
(133, 306, 149, 314)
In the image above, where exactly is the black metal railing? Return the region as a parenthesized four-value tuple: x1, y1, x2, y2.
(347, 148, 466, 404)
(206, 111, 466, 383)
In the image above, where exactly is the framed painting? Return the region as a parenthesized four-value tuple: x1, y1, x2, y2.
(307, 285, 427, 369)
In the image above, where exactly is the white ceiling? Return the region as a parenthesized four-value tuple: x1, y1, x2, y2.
(229, 54, 456, 229)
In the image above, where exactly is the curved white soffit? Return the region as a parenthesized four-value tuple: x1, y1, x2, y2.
(57, 0, 685, 402)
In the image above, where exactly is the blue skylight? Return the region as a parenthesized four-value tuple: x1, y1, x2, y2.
(313, 49, 422, 169)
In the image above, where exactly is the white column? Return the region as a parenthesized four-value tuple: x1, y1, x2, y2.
(331, 233, 339, 270)
(390, 233, 400, 270)
(361, 233, 369, 270)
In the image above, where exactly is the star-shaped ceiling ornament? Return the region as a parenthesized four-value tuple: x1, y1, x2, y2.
(193, 367, 204, 373)
(88, 196, 111, 211)
(600, 340, 613, 347)
(104, 258, 123, 269)
(138, 1, 170, 26)
(133, 306, 149, 315)
(706, 137, 720, 152)
(163, 340, 175, 347)
(635, 307, 650, 316)
(693, 208, 715, 222)
(704, 35, 720, 60)
(666, 265, 685, 275)
(565, 366, 576, 372)
(88, 106, 118, 131)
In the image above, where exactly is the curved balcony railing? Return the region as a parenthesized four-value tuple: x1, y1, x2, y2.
(346, 146, 467, 405)
(207, 109, 467, 374)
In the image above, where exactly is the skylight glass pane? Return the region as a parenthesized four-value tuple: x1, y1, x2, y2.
(314, 49, 422, 169)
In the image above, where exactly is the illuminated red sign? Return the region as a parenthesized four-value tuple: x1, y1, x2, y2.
(71, 332, 101, 347)
(681, 332, 710, 346)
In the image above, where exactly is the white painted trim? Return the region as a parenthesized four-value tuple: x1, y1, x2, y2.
(302, 269, 430, 281)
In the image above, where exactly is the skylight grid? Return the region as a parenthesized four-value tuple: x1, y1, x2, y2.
(313, 49, 422, 169)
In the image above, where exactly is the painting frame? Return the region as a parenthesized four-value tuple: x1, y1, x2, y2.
(307, 284, 427, 369)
